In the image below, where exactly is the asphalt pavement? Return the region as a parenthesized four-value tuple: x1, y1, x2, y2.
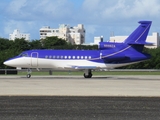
(0, 75, 160, 120)
(0, 96, 160, 120)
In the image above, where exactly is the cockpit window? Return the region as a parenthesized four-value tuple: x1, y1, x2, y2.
(19, 53, 28, 57)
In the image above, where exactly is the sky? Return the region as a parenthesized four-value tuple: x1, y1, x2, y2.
(0, 0, 160, 43)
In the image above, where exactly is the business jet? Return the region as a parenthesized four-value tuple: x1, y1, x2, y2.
(4, 21, 152, 78)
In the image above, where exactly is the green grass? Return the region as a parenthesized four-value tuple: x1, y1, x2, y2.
(17, 71, 160, 76)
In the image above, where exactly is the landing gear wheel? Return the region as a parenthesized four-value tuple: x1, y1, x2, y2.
(84, 69, 93, 78)
(84, 69, 92, 78)
(84, 73, 92, 78)
(89, 73, 92, 78)
(26, 68, 32, 78)
(27, 74, 31, 78)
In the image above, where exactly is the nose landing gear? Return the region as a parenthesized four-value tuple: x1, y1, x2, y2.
(27, 74, 31, 78)
(27, 69, 32, 78)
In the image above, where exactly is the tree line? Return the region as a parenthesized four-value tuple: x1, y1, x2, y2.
(0, 37, 97, 68)
(0, 37, 160, 69)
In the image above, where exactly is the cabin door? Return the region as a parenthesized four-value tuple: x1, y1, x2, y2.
(31, 52, 38, 67)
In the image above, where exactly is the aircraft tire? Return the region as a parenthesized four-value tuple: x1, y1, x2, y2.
(27, 74, 31, 78)
(84, 73, 92, 78)
(89, 74, 92, 78)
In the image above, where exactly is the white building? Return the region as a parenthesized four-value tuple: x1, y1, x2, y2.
(9, 29, 30, 41)
(109, 32, 160, 48)
(94, 36, 104, 44)
(39, 24, 85, 45)
(88, 36, 104, 45)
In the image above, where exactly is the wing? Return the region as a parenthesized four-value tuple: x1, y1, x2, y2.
(65, 65, 100, 70)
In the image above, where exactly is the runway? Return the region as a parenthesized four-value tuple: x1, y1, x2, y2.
(0, 75, 160, 96)
(0, 75, 160, 119)
(0, 96, 160, 120)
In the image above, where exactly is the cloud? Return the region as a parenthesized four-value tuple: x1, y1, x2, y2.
(1, 0, 160, 42)
(84, 25, 99, 43)
(4, 20, 36, 36)
(82, 0, 160, 23)
(119, 0, 160, 18)
(6, 0, 27, 14)
(4, 0, 73, 22)
(2, 0, 75, 39)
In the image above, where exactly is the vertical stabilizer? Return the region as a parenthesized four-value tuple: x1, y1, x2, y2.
(124, 21, 152, 45)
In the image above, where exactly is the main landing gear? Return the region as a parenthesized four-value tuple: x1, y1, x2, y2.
(83, 69, 92, 78)
(25, 69, 93, 78)
(27, 68, 32, 78)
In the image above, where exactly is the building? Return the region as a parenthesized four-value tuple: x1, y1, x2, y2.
(9, 29, 30, 41)
(94, 36, 104, 44)
(39, 24, 85, 45)
(109, 32, 160, 48)
(88, 36, 104, 45)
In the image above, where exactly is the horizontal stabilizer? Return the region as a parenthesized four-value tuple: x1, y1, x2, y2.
(144, 42, 155, 46)
(128, 42, 154, 45)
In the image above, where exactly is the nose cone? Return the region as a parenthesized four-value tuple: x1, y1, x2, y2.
(3, 56, 20, 67)
(4, 56, 29, 68)
(3, 61, 8, 66)
(3, 59, 16, 67)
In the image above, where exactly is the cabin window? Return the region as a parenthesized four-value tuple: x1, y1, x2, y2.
(68, 56, 71, 59)
(61, 56, 63, 59)
(81, 56, 83, 59)
(77, 56, 80, 59)
(45, 55, 48, 59)
(49, 55, 52, 59)
(85, 56, 87, 59)
(65, 56, 67, 59)
(73, 56, 75, 59)
(57, 56, 59, 59)
(53, 56, 56, 59)
(89, 56, 91, 59)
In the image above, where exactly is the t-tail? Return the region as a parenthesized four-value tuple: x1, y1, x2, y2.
(124, 21, 152, 52)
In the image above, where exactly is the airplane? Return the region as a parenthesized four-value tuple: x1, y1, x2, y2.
(3, 21, 152, 78)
